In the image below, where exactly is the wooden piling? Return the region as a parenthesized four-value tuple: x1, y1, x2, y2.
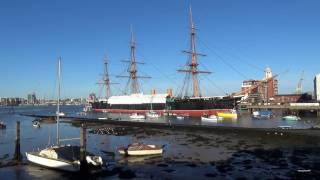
(80, 123, 88, 173)
(13, 121, 22, 162)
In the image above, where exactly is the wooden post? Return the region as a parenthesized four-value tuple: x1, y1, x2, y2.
(317, 110, 320, 117)
(80, 123, 88, 173)
(13, 121, 22, 162)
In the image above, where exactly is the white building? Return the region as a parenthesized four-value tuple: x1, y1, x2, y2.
(314, 74, 320, 101)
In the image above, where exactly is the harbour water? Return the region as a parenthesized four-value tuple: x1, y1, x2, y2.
(1, 106, 320, 179)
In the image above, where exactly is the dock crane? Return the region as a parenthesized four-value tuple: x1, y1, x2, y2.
(296, 70, 304, 94)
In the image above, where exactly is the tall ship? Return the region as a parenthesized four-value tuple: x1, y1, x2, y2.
(91, 7, 240, 117)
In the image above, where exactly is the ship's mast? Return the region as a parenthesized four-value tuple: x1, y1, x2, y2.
(178, 6, 211, 97)
(103, 56, 111, 97)
(117, 27, 150, 94)
(129, 28, 138, 94)
(97, 55, 116, 98)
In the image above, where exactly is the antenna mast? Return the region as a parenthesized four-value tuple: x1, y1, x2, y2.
(178, 6, 211, 97)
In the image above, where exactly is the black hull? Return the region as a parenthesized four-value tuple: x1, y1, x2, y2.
(91, 96, 239, 111)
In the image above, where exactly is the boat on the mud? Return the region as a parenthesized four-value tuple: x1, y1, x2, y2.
(26, 145, 103, 172)
(282, 115, 300, 121)
(118, 143, 163, 156)
(217, 109, 238, 119)
(26, 58, 103, 172)
(0, 121, 6, 129)
(129, 113, 146, 120)
(201, 115, 223, 121)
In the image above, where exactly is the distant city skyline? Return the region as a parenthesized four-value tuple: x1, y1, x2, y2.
(1, 0, 320, 98)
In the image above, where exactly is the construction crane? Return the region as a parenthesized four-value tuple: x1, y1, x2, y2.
(296, 70, 304, 94)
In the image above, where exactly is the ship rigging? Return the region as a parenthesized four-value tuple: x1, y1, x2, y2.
(178, 6, 211, 98)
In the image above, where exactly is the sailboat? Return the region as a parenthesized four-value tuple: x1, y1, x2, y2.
(146, 95, 160, 118)
(26, 57, 103, 172)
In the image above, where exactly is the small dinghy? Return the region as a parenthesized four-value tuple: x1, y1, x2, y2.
(32, 120, 41, 128)
(217, 109, 238, 119)
(0, 121, 6, 129)
(146, 111, 160, 118)
(129, 113, 146, 120)
(118, 143, 163, 156)
(282, 115, 300, 121)
(176, 115, 184, 120)
(201, 115, 223, 121)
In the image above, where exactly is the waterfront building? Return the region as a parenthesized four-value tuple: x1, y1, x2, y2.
(27, 92, 37, 104)
(273, 93, 312, 104)
(241, 67, 278, 103)
(314, 74, 320, 101)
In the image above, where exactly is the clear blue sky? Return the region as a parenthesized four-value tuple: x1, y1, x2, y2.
(1, 0, 320, 98)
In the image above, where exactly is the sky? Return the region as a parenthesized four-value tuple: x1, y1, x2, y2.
(0, 0, 320, 98)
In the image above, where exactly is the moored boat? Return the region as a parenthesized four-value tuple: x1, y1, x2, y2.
(26, 58, 103, 172)
(282, 115, 300, 121)
(26, 145, 102, 172)
(146, 111, 160, 118)
(217, 109, 238, 119)
(201, 115, 223, 121)
(129, 113, 146, 120)
(90, 7, 241, 117)
(118, 143, 163, 156)
(0, 121, 6, 129)
(32, 120, 40, 128)
(252, 110, 273, 119)
(176, 115, 185, 120)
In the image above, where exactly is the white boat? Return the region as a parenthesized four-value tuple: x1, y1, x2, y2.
(0, 121, 6, 129)
(176, 116, 184, 120)
(282, 115, 300, 121)
(56, 112, 65, 116)
(146, 111, 160, 118)
(201, 115, 223, 121)
(26, 145, 102, 172)
(32, 121, 41, 128)
(26, 58, 103, 172)
(98, 117, 108, 120)
(129, 113, 145, 119)
(118, 143, 163, 156)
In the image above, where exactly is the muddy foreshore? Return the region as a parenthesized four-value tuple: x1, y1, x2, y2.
(1, 114, 319, 179)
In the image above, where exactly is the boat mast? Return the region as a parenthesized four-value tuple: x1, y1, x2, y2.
(129, 28, 138, 94)
(56, 57, 61, 145)
(97, 55, 116, 98)
(178, 6, 211, 97)
(117, 26, 150, 94)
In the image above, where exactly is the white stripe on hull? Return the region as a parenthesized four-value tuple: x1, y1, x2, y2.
(26, 152, 80, 172)
(119, 149, 163, 156)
